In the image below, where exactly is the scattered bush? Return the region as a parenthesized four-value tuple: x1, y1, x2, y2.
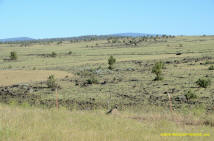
(152, 61, 165, 81)
(205, 60, 214, 65)
(8, 65, 12, 69)
(86, 76, 98, 84)
(75, 69, 99, 86)
(50, 52, 57, 57)
(184, 90, 197, 101)
(47, 75, 58, 89)
(57, 41, 62, 45)
(10, 51, 18, 60)
(108, 56, 116, 70)
(196, 78, 211, 88)
(179, 44, 183, 47)
(68, 51, 72, 55)
(208, 65, 214, 70)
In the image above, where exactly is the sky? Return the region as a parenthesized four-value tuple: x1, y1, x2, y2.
(0, 0, 214, 39)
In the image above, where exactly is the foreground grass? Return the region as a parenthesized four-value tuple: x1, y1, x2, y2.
(0, 104, 213, 141)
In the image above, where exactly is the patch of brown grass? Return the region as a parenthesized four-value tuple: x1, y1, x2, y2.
(0, 70, 72, 86)
(129, 112, 214, 127)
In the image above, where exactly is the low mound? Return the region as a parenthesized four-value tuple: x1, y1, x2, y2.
(0, 70, 72, 86)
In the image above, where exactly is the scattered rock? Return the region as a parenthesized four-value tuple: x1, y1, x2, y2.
(176, 52, 182, 55)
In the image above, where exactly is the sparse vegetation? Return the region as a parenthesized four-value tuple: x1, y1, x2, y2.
(68, 51, 72, 55)
(196, 78, 211, 88)
(50, 51, 57, 57)
(0, 36, 214, 140)
(10, 51, 18, 60)
(208, 65, 214, 70)
(47, 74, 57, 88)
(152, 61, 164, 81)
(108, 56, 116, 70)
(86, 75, 98, 84)
(184, 90, 197, 101)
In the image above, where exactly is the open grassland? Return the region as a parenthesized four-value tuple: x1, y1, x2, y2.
(0, 36, 214, 70)
(0, 70, 72, 86)
(1, 36, 213, 110)
(0, 36, 214, 140)
(0, 104, 214, 141)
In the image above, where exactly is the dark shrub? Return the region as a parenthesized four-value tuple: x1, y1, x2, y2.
(196, 78, 211, 88)
(68, 51, 72, 55)
(50, 52, 57, 57)
(208, 65, 214, 70)
(10, 51, 18, 60)
(47, 75, 57, 88)
(184, 90, 197, 101)
(108, 56, 116, 70)
(86, 76, 98, 84)
(152, 61, 165, 81)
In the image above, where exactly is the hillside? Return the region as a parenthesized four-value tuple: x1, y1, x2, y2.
(0, 37, 34, 42)
(0, 35, 214, 140)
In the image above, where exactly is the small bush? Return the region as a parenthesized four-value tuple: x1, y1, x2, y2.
(47, 75, 57, 88)
(10, 51, 18, 60)
(152, 61, 165, 81)
(8, 65, 12, 69)
(179, 44, 183, 47)
(108, 56, 116, 70)
(205, 60, 214, 65)
(68, 51, 72, 55)
(50, 52, 57, 57)
(184, 90, 197, 101)
(208, 65, 214, 70)
(196, 78, 211, 88)
(86, 76, 98, 84)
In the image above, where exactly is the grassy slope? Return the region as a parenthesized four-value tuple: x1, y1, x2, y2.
(0, 36, 213, 70)
(0, 70, 72, 86)
(0, 104, 214, 141)
(0, 36, 214, 109)
(0, 36, 214, 140)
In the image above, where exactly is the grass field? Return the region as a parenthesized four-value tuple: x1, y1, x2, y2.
(0, 35, 214, 140)
(0, 104, 214, 141)
(0, 70, 72, 86)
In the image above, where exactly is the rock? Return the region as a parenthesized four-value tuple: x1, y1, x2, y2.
(130, 79, 138, 82)
(175, 95, 187, 102)
(28, 88, 34, 93)
(176, 53, 182, 55)
(126, 68, 135, 71)
(101, 81, 107, 85)
(165, 61, 171, 64)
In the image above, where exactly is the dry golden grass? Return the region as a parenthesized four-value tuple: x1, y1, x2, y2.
(0, 70, 72, 86)
(0, 104, 214, 141)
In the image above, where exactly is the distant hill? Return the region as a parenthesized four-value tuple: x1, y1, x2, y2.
(0, 37, 34, 42)
(108, 33, 158, 37)
(0, 33, 161, 43)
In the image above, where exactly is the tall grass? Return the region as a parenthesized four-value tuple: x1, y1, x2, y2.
(0, 104, 214, 141)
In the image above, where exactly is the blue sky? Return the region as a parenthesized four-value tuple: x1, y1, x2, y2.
(0, 0, 214, 39)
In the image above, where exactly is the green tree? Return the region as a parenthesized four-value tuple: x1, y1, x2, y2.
(108, 56, 116, 70)
(196, 78, 211, 88)
(184, 90, 197, 102)
(50, 52, 57, 57)
(152, 61, 164, 81)
(10, 51, 18, 60)
(47, 75, 57, 88)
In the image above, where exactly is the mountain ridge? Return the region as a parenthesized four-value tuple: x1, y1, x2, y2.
(0, 33, 161, 42)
